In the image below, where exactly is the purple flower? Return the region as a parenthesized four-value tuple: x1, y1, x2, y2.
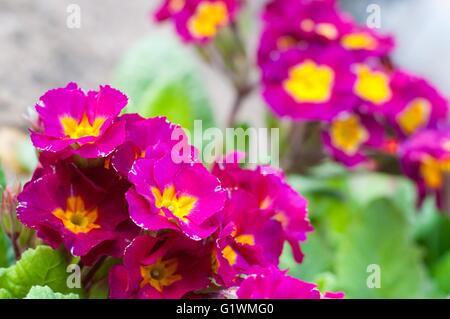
(154, 0, 240, 43)
(212, 189, 285, 287)
(17, 162, 138, 264)
(399, 128, 450, 208)
(339, 25, 394, 60)
(322, 111, 385, 167)
(110, 114, 194, 177)
(213, 156, 313, 263)
(259, 0, 352, 67)
(126, 152, 226, 240)
(109, 233, 212, 299)
(237, 266, 344, 299)
(31, 83, 128, 158)
(383, 71, 448, 138)
(262, 47, 358, 121)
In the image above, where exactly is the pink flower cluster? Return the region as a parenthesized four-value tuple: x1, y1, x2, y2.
(259, 0, 450, 207)
(17, 83, 342, 299)
(154, 0, 241, 43)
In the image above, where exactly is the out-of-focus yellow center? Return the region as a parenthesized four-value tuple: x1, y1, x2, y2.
(315, 23, 338, 40)
(283, 60, 334, 103)
(140, 257, 182, 292)
(259, 196, 271, 210)
(300, 20, 338, 40)
(276, 36, 297, 51)
(341, 32, 378, 50)
(300, 19, 315, 32)
(354, 65, 392, 105)
(152, 185, 197, 223)
(397, 98, 431, 135)
(188, 1, 229, 38)
(330, 114, 369, 155)
(52, 196, 100, 234)
(169, 0, 185, 13)
(420, 156, 450, 189)
(60, 113, 105, 139)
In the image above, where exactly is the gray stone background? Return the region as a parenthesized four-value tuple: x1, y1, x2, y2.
(0, 0, 449, 177)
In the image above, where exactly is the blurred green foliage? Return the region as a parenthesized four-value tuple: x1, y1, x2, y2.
(0, 246, 80, 298)
(0, 164, 13, 268)
(113, 30, 215, 132)
(282, 163, 450, 298)
(0, 164, 5, 191)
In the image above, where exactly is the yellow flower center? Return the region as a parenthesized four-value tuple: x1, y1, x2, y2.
(52, 196, 101, 234)
(188, 1, 229, 38)
(396, 98, 431, 135)
(211, 249, 220, 274)
(315, 23, 338, 40)
(420, 156, 450, 189)
(330, 114, 369, 155)
(230, 227, 255, 246)
(354, 65, 392, 105)
(60, 113, 106, 139)
(234, 234, 255, 246)
(341, 32, 378, 50)
(140, 257, 182, 292)
(283, 60, 335, 103)
(222, 245, 237, 266)
(151, 185, 197, 223)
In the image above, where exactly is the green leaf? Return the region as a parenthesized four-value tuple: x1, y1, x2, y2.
(113, 30, 215, 131)
(280, 232, 333, 282)
(431, 251, 450, 295)
(414, 198, 450, 266)
(0, 163, 5, 190)
(0, 288, 12, 299)
(0, 245, 78, 298)
(335, 199, 428, 298)
(25, 286, 79, 299)
(347, 173, 416, 222)
(0, 230, 13, 268)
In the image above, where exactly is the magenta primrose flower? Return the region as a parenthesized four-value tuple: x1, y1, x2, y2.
(213, 155, 313, 263)
(109, 233, 212, 299)
(154, 0, 240, 43)
(339, 24, 394, 61)
(237, 266, 344, 299)
(31, 83, 128, 158)
(399, 128, 450, 208)
(17, 162, 138, 264)
(126, 152, 226, 240)
(262, 46, 358, 121)
(110, 113, 194, 177)
(259, 0, 393, 67)
(18, 82, 326, 299)
(258, 0, 352, 67)
(212, 189, 285, 287)
(322, 111, 385, 167)
(383, 71, 449, 138)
